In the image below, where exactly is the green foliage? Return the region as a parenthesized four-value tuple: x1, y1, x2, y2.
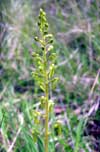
(74, 120, 84, 152)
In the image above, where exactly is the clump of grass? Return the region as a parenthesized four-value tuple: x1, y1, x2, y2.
(32, 8, 58, 152)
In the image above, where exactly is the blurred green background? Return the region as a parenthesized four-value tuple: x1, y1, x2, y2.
(0, 0, 100, 151)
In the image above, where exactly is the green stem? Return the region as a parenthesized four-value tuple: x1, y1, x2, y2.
(45, 82, 49, 152)
(44, 46, 49, 152)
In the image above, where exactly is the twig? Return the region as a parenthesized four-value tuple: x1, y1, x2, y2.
(88, 69, 100, 103)
(7, 114, 23, 152)
(0, 128, 9, 151)
(7, 127, 22, 152)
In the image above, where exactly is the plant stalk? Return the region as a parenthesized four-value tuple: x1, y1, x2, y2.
(44, 47, 49, 152)
(45, 82, 49, 152)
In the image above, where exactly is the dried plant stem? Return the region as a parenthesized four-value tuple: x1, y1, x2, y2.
(90, 69, 100, 97)
(7, 127, 22, 152)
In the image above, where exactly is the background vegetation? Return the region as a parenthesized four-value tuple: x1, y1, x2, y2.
(0, 0, 100, 151)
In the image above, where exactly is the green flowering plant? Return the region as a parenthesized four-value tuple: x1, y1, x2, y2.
(32, 9, 58, 152)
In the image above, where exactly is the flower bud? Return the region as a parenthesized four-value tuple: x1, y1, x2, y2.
(34, 36, 39, 41)
(49, 39, 53, 44)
